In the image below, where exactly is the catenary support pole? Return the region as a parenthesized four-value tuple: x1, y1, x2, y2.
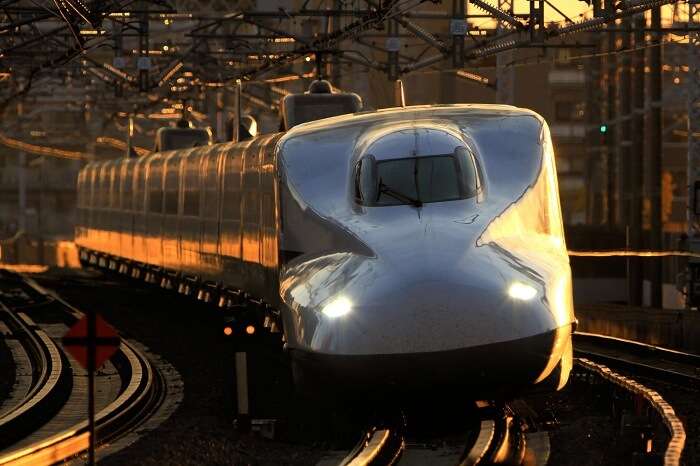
(687, 0, 700, 308)
(496, 0, 515, 104)
(649, 6, 663, 308)
(606, 25, 617, 226)
(619, 17, 633, 303)
(629, 13, 645, 306)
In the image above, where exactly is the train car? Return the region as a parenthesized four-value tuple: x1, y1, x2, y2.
(76, 104, 575, 399)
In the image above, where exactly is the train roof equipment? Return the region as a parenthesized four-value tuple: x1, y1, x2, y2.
(153, 120, 213, 153)
(280, 79, 362, 130)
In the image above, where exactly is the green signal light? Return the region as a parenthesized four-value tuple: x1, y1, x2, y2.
(599, 124, 608, 134)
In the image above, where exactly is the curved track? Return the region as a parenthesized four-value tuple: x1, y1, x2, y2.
(0, 269, 165, 465)
(335, 401, 541, 466)
(572, 332, 692, 466)
(573, 331, 700, 385)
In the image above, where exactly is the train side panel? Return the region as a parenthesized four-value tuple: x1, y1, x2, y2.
(144, 154, 164, 267)
(162, 151, 182, 271)
(76, 134, 283, 306)
(199, 147, 223, 273)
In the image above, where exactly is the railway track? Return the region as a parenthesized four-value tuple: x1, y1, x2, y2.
(333, 400, 548, 466)
(571, 331, 694, 466)
(0, 269, 165, 465)
(573, 331, 700, 385)
(330, 331, 698, 466)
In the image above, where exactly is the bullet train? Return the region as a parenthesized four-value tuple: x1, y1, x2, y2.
(76, 99, 575, 398)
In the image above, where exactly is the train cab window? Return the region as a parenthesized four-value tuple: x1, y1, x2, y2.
(355, 147, 478, 207)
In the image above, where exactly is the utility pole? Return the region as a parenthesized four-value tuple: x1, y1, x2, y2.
(387, 10, 399, 82)
(452, 0, 465, 69)
(496, 0, 515, 104)
(629, 14, 645, 306)
(113, 21, 124, 98)
(331, 0, 341, 87)
(586, 34, 603, 224)
(687, 0, 700, 308)
(619, 18, 632, 229)
(619, 17, 633, 304)
(649, 7, 663, 308)
(386, 4, 401, 106)
(606, 24, 617, 226)
(138, 4, 150, 93)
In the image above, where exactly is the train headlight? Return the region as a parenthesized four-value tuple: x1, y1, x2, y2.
(508, 282, 537, 301)
(322, 296, 352, 318)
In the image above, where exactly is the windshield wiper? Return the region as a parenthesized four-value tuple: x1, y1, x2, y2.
(379, 181, 423, 207)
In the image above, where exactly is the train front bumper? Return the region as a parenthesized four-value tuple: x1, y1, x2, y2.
(289, 323, 573, 401)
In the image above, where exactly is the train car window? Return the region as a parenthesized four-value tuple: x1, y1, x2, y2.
(133, 162, 145, 212)
(77, 171, 84, 208)
(184, 155, 201, 217)
(110, 166, 120, 209)
(355, 148, 478, 207)
(202, 155, 219, 219)
(164, 156, 180, 215)
(243, 190, 258, 223)
(99, 166, 110, 208)
(223, 156, 241, 220)
(88, 166, 96, 208)
(121, 163, 133, 211)
(148, 160, 164, 213)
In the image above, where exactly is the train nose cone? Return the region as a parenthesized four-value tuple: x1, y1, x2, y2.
(316, 251, 560, 355)
(282, 250, 572, 396)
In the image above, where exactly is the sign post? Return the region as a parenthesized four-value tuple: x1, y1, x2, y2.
(63, 313, 120, 466)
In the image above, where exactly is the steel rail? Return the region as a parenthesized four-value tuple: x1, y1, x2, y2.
(573, 331, 700, 385)
(340, 426, 405, 466)
(459, 418, 495, 465)
(469, 403, 526, 466)
(0, 271, 162, 466)
(575, 358, 686, 466)
(337, 401, 528, 466)
(0, 305, 70, 448)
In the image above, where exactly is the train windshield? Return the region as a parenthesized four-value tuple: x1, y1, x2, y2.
(356, 148, 478, 207)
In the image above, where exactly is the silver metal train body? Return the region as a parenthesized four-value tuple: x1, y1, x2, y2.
(76, 104, 575, 398)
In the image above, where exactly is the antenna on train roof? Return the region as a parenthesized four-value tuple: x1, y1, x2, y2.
(394, 79, 406, 108)
(233, 79, 242, 143)
(314, 51, 324, 81)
